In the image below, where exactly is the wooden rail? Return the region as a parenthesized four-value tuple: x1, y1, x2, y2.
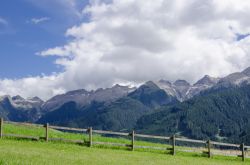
(212, 141, 240, 148)
(49, 125, 87, 132)
(175, 137, 206, 144)
(92, 130, 129, 136)
(135, 133, 170, 140)
(0, 119, 249, 162)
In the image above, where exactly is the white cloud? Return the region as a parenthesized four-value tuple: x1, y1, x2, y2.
(0, 74, 65, 100)
(0, 17, 8, 26)
(30, 17, 50, 24)
(25, 0, 86, 20)
(2, 0, 250, 100)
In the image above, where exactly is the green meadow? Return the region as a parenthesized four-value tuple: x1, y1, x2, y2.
(0, 123, 248, 165)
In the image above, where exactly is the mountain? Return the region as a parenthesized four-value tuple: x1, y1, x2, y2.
(0, 95, 44, 122)
(156, 75, 219, 101)
(37, 81, 178, 131)
(2, 66, 250, 142)
(136, 85, 250, 144)
(12, 95, 44, 109)
(128, 81, 178, 108)
(194, 75, 219, 86)
(212, 67, 250, 89)
(42, 84, 136, 112)
(155, 67, 250, 102)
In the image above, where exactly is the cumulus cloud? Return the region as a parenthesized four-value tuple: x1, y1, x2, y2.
(2, 0, 250, 100)
(29, 17, 50, 24)
(0, 74, 65, 100)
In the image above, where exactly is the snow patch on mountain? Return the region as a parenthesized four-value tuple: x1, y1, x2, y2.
(42, 84, 136, 112)
(156, 75, 220, 101)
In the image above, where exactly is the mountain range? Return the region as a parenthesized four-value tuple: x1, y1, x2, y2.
(1, 67, 250, 144)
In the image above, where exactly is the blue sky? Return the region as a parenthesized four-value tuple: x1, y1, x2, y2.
(0, 0, 89, 78)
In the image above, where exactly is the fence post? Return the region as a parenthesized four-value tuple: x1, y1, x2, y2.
(45, 123, 49, 142)
(131, 130, 135, 151)
(0, 118, 3, 139)
(207, 140, 212, 158)
(241, 143, 245, 162)
(89, 127, 93, 147)
(172, 135, 176, 155)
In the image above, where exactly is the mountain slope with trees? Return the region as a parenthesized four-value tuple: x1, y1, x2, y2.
(0, 96, 43, 122)
(38, 81, 178, 131)
(136, 85, 250, 144)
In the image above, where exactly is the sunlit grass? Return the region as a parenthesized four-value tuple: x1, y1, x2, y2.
(0, 123, 249, 164)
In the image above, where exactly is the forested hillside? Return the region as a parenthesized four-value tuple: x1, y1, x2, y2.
(136, 85, 250, 144)
(38, 81, 177, 131)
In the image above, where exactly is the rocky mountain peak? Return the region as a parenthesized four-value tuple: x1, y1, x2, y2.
(174, 80, 190, 86)
(27, 96, 44, 103)
(111, 84, 135, 91)
(145, 81, 159, 88)
(42, 84, 136, 112)
(217, 72, 248, 86)
(242, 67, 250, 76)
(95, 88, 104, 93)
(66, 89, 89, 96)
(12, 95, 25, 101)
(158, 79, 172, 86)
(0, 95, 11, 103)
(113, 84, 124, 88)
(194, 75, 219, 86)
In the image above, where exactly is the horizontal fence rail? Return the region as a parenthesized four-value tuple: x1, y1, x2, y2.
(175, 137, 206, 144)
(92, 130, 130, 136)
(0, 118, 249, 162)
(135, 133, 170, 140)
(49, 125, 88, 132)
(211, 141, 239, 148)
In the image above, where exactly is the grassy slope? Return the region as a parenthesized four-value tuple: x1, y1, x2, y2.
(0, 139, 248, 165)
(3, 123, 167, 147)
(0, 123, 249, 165)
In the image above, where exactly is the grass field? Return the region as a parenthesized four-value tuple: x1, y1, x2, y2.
(0, 123, 249, 165)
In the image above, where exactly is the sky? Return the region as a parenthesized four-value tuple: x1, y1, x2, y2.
(0, 0, 89, 78)
(1, 0, 250, 100)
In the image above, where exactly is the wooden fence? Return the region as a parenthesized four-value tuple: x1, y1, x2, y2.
(0, 118, 249, 162)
